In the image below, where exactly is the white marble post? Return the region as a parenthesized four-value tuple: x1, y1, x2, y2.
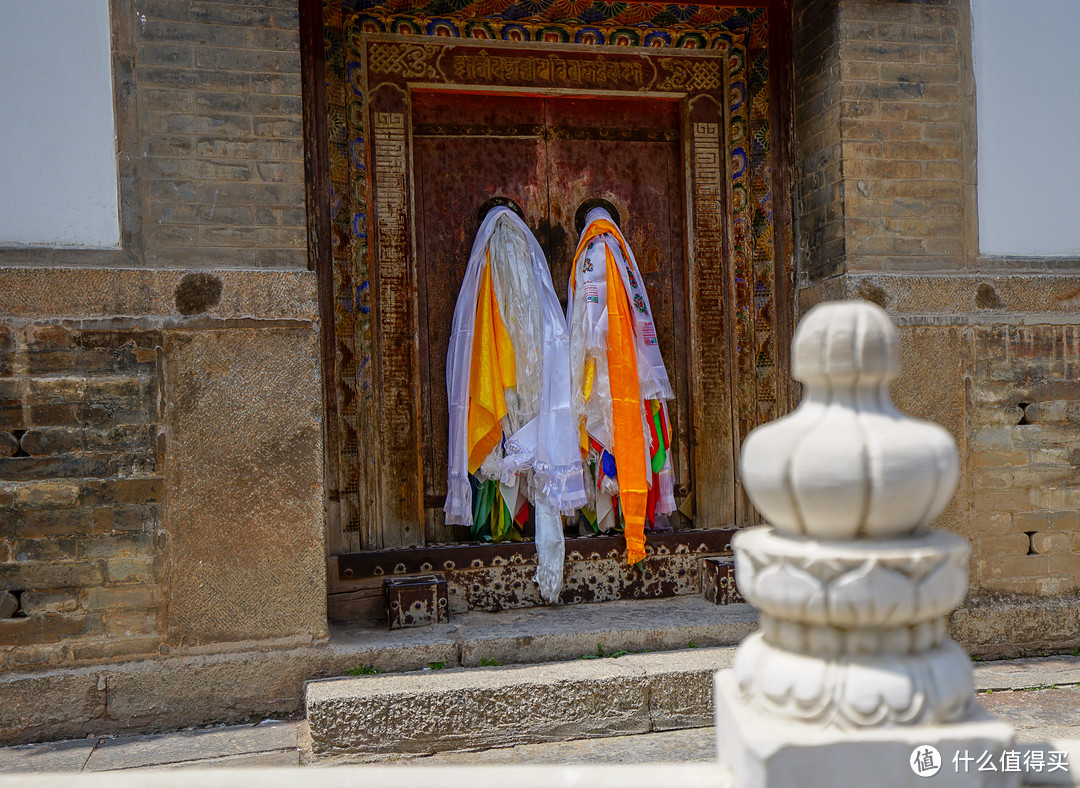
(715, 301, 1017, 788)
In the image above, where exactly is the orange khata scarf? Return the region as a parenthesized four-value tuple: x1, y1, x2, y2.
(571, 219, 649, 564)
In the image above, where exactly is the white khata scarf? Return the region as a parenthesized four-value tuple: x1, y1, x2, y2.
(567, 207, 677, 562)
(445, 206, 586, 602)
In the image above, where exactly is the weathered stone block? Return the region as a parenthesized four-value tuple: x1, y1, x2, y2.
(11, 537, 76, 562)
(105, 558, 157, 585)
(0, 671, 105, 742)
(18, 427, 81, 456)
(19, 589, 81, 614)
(79, 478, 163, 506)
(78, 533, 155, 560)
(306, 660, 651, 755)
(0, 559, 105, 590)
(103, 611, 159, 638)
(9, 508, 92, 538)
(12, 481, 81, 508)
(82, 586, 157, 612)
(163, 328, 326, 647)
(0, 613, 103, 647)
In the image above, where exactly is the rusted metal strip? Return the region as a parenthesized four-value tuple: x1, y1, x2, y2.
(337, 528, 736, 580)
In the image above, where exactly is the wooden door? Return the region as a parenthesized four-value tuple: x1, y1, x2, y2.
(413, 90, 693, 544)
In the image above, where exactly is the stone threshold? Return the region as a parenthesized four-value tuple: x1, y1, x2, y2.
(304, 649, 1080, 759)
(306, 645, 736, 756)
(331, 596, 759, 670)
(0, 597, 758, 747)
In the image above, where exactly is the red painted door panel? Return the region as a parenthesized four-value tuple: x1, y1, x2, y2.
(413, 90, 691, 542)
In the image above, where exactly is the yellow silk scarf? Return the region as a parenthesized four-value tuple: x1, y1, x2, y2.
(467, 253, 516, 474)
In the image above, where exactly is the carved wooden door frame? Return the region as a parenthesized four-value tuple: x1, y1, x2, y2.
(305, 2, 795, 560)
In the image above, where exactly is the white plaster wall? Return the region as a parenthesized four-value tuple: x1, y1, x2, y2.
(972, 0, 1080, 257)
(0, 0, 120, 248)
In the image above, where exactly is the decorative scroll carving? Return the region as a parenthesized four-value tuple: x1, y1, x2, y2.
(656, 57, 723, 91)
(692, 122, 723, 240)
(368, 42, 438, 80)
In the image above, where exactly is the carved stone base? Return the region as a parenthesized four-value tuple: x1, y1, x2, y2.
(716, 671, 1019, 788)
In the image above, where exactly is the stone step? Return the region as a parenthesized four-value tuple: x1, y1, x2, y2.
(305, 646, 736, 756)
(329, 597, 759, 674)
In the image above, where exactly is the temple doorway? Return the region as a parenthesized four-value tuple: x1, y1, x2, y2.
(313, 4, 794, 621)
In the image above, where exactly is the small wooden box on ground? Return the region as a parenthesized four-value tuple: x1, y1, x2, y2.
(384, 575, 449, 629)
(700, 557, 744, 605)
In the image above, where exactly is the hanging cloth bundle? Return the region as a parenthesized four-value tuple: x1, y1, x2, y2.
(567, 207, 677, 565)
(445, 207, 586, 602)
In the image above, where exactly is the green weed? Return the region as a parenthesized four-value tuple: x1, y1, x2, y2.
(347, 663, 380, 676)
(427, 660, 447, 670)
(580, 644, 628, 659)
(479, 657, 502, 667)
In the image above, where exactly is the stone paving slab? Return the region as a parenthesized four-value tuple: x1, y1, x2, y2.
(2, 763, 736, 788)
(366, 728, 1080, 787)
(0, 738, 97, 773)
(5, 651, 1080, 777)
(974, 656, 1080, 692)
(84, 722, 298, 772)
(163, 750, 301, 770)
(341, 726, 717, 768)
(980, 687, 1080, 736)
(1, 597, 756, 747)
(515, 726, 716, 765)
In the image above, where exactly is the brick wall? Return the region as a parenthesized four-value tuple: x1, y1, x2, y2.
(837, 0, 967, 272)
(795, 0, 969, 281)
(0, 325, 164, 668)
(135, 0, 306, 268)
(969, 325, 1080, 597)
(794, 0, 845, 283)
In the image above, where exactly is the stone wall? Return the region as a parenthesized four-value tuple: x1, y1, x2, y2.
(0, 326, 164, 669)
(795, 0, 1080, 653)
(0, 0, 327, 672)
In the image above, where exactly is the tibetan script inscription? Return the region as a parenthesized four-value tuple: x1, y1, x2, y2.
(690, 120, 731, 527)
(450, 50, 644, 88)
(374, 112, 407, 265)
(373, 110, 414, 450)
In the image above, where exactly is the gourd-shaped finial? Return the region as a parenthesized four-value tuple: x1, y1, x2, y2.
(740, 300, 958, 539)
